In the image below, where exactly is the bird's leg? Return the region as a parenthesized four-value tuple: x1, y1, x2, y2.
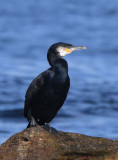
(42, 123, 50, 131)
(29, 116, 38, 127)
(47, 123, 51, 132)
(42, 123, 58, 134)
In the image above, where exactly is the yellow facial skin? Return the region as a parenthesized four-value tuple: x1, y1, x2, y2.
(65, 48, 72, 53)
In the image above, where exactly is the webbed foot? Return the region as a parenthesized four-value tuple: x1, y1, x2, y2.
(42, 123, 58, 134)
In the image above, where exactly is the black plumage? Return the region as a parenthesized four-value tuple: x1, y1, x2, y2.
(24, 42, 86, 128)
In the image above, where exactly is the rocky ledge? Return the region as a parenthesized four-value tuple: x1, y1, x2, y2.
(0, 126, 118, 160)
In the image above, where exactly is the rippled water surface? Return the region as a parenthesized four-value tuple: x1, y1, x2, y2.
(0, 0, 118, 144)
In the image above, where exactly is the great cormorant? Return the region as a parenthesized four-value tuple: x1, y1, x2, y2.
(24, 42, 86, 128)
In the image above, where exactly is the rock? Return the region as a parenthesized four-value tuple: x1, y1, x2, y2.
(0, 126, 118, 160)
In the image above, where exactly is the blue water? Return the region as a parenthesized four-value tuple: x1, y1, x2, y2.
(0, 0, 118, 144)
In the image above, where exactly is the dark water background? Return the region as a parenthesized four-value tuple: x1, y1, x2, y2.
(0, 0, 118, 144)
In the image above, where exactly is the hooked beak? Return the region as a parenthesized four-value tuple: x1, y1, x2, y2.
(69, 46, 87, 52)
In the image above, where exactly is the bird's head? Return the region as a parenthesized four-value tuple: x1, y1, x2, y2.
(48, 42, 86, 57)
(47, 42, 87, 66)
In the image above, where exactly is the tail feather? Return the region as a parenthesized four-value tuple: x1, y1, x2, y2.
(26, 122, 30, 128)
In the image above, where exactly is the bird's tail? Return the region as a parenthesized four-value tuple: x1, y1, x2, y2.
(26, 122, 30, 128)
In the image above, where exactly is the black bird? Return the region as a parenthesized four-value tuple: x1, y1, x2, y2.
(24, 42, 86, 128)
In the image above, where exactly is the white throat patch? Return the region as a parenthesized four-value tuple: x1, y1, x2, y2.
(57, 47, 70, 57)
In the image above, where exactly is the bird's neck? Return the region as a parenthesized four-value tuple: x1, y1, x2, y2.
(53, 59, 68, 83)
(47, 51, 68, 82)
(47, 52, 61, 67)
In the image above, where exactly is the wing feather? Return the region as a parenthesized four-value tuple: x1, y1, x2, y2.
(24, 70, 49, 118)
